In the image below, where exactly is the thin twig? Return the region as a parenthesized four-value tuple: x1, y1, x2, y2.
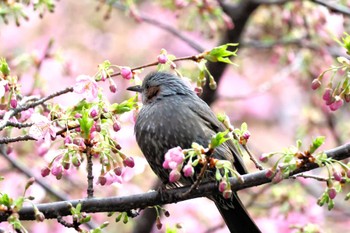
(180, 161, 208, 197)
(291, 173, 329, 182)
(86, 147, 94, 198)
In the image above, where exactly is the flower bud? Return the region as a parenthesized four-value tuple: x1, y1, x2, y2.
(169, 169, 181, 183)
(123, 156, 135, 168)
(114, 166, 123, 176)
(98, 176, 107, 186)
(10, 97, 17, 108)
(223, 189, 232, 199)
(109, 83, 117, 93)
(219, 180, 228, 192)
(328, 187, 336, 199)
(157, 54, 168, 64)
(183, 164, 194, 177)
(121, 67, 133, 80)
(329, 97, 343, 111)
(113, 121, 121, 132)
(41, 167, 51, 177)
(311, 79, 321, 90)
(333, 170, 342, 182)
(90, 108, 98, 118)
(64, 136, 72, 145)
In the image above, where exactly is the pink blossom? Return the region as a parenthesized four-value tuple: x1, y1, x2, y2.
(73, 75, 98, 102)
(18, 108, 34, 122)
(163, 147, 184, 169)
(29, 113, 56, 141)
(121, 67, 133, 80)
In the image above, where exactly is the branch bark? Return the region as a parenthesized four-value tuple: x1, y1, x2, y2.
(2, 143, 349, 222)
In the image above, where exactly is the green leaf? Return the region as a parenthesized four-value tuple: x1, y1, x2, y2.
(13, 197, 25, 211)
(204, 43, 239, 65)
(78, 108, 94, 139)
(210, 130, 230, 148)
(110, 96, 137, 114)
(0, 193, 12, 206)
(240, 122, 248, 132)
(0, 58, 10, 76)
(309, 136, 325, 154)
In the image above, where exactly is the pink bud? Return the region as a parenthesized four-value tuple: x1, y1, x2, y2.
(4, 83, 9, 92)
(218, 180, 227, 192)
(194, 87, 203, 95)
(259, 154, 269, 163)
(64, 136, 72, 145)
(322, 88, 333, 102)
(169, 169, 181, 183)
(109, 83, 117, 93)
(113, 121, 121, 132)
(72, 155, 81, 167)
(90, 108, 98, 118)
(62, 160, 70, 170)
(157, 54, 168, 64)
(123, 157, 135, 168)
(223, 189, 232, 199)
(311, 79, 321, 90)
(114, 167, 123, 176)
(328, 188, 337, 199)
(242, 131, 251, 140)
(162, 160, 170, 169)
(74, 113, 82, 118)
(98, 176, 107, 186)
(51, 165, 62, 177)
(183, 164, 194, 177)
(265, 169, 274, 178)
(10, 97, 17, 108)
(329, 97, 343, 111)
(121, 67, 133, 80)
(41, 167, 50, 177)
(333, 170, 342, 182)
(344, 94, 350, 103)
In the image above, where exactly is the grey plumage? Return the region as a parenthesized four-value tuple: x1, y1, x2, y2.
(128, 72, 261, 233)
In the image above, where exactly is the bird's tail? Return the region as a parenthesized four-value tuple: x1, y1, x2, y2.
(213, 193, 261, 233)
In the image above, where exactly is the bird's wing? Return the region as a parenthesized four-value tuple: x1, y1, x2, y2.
(185, 96, 248, 174)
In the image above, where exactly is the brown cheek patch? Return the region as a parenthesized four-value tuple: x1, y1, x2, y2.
(146, 86, 160, 101)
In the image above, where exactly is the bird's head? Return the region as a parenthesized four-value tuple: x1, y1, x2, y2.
(127, 72, 192, 104)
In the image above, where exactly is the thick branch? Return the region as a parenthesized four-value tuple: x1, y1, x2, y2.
(1, 143, 349, 222)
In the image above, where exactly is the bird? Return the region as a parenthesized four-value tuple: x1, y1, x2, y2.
(127, 71, 261, 233)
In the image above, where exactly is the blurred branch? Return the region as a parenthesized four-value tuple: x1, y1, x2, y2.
(2, 142, 350, 222)
(202, 1, 260, 105)
(112, 3, 204, 53)
(251, 0, 350, 17)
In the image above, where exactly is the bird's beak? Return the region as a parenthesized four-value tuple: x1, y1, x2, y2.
(127, 85, 143, 93)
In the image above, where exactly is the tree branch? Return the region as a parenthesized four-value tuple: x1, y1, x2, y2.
(1, 143, 349, 222)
